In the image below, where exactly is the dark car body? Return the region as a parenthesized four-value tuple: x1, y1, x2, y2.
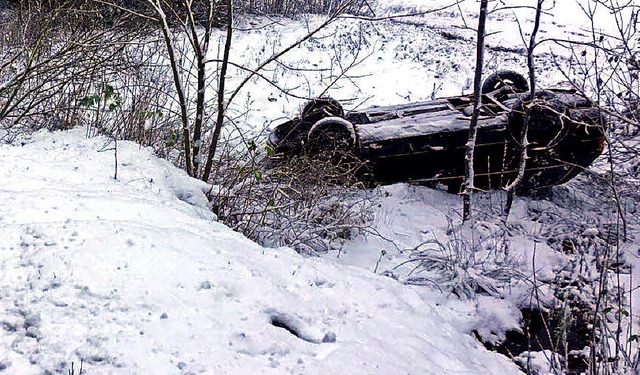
(268, 87, 606, 193)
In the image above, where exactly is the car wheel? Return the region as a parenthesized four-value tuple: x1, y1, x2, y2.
(301, 97, 344, 125)
(481, 70, 529, 94)
(306, 116, 356, 154)
(508, 91, 570, 147)
(268, 118, 305, 155)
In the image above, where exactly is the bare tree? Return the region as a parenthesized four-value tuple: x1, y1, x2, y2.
(202, 0, 232, 182)
(561, 2, 638, 373)
(462, 0, 488, 222)
(105, 0, 366, 180)
(517, 1, 640, 372)
(0, 1, 140, 140)
(503, 0, 545, 218)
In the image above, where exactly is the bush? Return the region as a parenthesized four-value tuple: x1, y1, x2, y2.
(238, 0, 372, 16)
(395, 219, 523, 299)
(208, 141, 374, 254)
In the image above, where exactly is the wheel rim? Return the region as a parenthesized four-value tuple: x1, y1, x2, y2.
(306, 116, 356, 153)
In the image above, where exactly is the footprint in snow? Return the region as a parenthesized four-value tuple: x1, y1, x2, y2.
(265, 309, 336, 344)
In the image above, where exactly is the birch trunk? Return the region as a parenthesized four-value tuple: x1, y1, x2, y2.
(462, 0, 488, 222)
(503, 0, 545, 218)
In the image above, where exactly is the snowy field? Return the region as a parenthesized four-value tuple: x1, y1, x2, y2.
(1, 0, 640, 374)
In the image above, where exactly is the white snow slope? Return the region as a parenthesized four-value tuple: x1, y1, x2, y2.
(0, 129, 521, 374)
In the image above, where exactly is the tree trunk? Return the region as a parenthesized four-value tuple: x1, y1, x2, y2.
(187, 0, 214, 177)
(462, 0, 488, 222)
(152, 0, 193, 176)
(503, 0, 545, 218)
(202, 0, 233, 182)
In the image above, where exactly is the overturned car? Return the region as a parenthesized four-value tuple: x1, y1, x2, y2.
(267, 71, 606, 194)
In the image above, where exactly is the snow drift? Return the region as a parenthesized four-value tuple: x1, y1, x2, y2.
(0, 129, 521, 374)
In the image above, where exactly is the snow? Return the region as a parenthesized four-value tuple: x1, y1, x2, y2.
(0, 129, 521, 373)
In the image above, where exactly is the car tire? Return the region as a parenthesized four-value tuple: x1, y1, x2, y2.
(301, 97, 344, 125)
(306, 117, 356, 154)
(507, 91, 570, 147)
(481, 70, 529, 94)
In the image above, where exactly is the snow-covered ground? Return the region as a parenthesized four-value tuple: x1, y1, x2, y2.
(0, 129, 521, 374)
(1, 0, 639, 374)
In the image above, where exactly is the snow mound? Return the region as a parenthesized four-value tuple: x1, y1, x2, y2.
(0, 129, 520, 374)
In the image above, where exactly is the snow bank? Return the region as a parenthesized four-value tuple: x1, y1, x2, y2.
(0, 129, 521, 374)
